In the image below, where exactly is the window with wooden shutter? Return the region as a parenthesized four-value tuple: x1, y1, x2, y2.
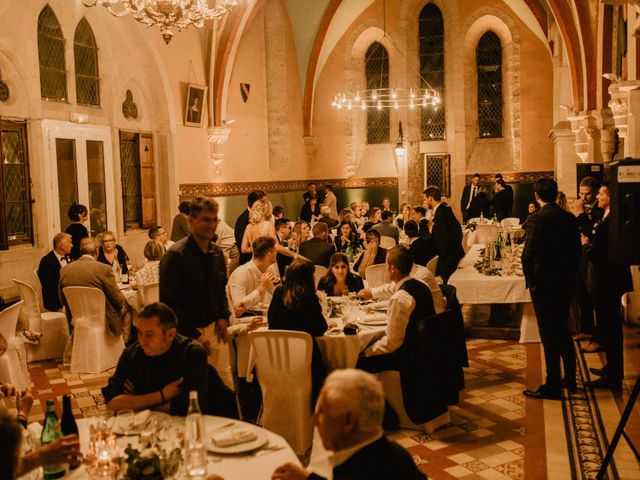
(120, 131, 156, 230)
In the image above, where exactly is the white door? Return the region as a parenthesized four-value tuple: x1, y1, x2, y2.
(42, 120, 116, 242)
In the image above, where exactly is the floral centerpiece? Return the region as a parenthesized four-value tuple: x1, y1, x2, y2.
(120, 444, 182, 480)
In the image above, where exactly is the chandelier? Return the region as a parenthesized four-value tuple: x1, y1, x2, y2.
(82, 0, 237, 44)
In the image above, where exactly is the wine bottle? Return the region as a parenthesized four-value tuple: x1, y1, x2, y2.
(185, 391, 207, 477)
(60, 395, 80, 470)
(42, 399, 66, 479)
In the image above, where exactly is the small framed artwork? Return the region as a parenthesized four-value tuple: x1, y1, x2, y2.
(184, 83, 207, 127)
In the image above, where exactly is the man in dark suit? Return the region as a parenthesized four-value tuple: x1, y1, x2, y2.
(404, 220, 436, 267)
(299, 222, 336, 268)
(37, 232, 73, 311)
(275, 218, 293, 277)
(271, 369, 426, 480)
(491, 179, 512, 220)
(467, 186, 491, 219)
(522, 177, 581, 400)
(460, 173, 481, 222)
(495, 172, 514, 213)
(234, 190, 265, 265)
(424, 186, 464, 283)
(411, 206, 430, 237)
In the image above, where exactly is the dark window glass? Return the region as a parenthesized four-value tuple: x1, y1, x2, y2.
(74, 18, 100, 106)
(419, 3, 445, 140)
(365, 42, 390, 144)
(120, 132, 142, 229)
(477, 31, 503, 138)
(38, 6, 67, 101)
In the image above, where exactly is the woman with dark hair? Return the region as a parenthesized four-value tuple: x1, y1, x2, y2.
(299, 195, 321, 223)
(395, 203, 411, 230)
(268, 258, 328, 401)
(65, 204, 89, 260)
(333, 221, 361, 254)
(317, 253, 364, 297)
(363, 207, 382, 233)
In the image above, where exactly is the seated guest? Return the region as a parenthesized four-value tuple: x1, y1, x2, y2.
(349, 202, 365, 230)
(299, 222, 336, 268)
(102, 302, 236, 416)
(148, 225, 174, 251)
(271, 369, 426, 480)
(273, 205, 285, 220)
(135, 240, 164, 304)
(360, 201, 370, 220)
(318, 205, 338, 229)
(97, 231, 130, 275)
(318, 253, 365, 297)
(170, 200, 191, 242)
(289, 221, 311, 252)
(403, 220, 436, 266)
(411, 206, 430, 237)
(38, 232, 73, 312)
(275, 218, 294, 276)
(371, 210, 400, 244)
(334, 221, 361, 254)
(354, 229, 387, 279)
(395, 203, 411, 230)
(228, 236, 280, 317)
(363, 207, 382, 232)
(65, 204, 89, 260)
(60, 237, 131, 339)
(268, 258, 327, 402)
(357, 246, 435, 372)
(467, 186, 491, 220)
(300, 195, 321, 223)
(523, 201, 539, 230)
(382, 197, 394, 214)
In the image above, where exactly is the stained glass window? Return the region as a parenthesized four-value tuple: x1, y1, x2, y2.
(38, 6, 67, 101)
(365, 42, 390, 144)
(419, 3, 445, 140)
(74, 18, 100, 106)
(477, 31, 502, 138)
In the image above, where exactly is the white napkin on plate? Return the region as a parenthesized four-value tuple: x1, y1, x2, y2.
(211, 427, 257, 447)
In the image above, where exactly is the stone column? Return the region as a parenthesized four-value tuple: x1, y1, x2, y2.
(550, 121, 579, 197)
(608, 80, 640, 157)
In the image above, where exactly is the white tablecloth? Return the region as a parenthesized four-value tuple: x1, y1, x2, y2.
(72, 415, 299, 479)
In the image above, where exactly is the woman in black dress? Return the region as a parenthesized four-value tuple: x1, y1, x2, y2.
(333, 221, 362, 254)
(299, 195, 320, 223)
(97, 231, 130, 275)
(65, 204, 89, 260)
(317, 253, 364, 297)
(268, 258, 327, 402)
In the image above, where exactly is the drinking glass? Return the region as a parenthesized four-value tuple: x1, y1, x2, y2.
(99, 410, 115, 431)
(116, 409, 134, 436)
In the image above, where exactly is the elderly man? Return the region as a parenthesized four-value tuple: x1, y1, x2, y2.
(271, 369, 426, 480)
(318, 205, 338, 228)
(228, 237, 280, 317)
(59, 237, 130, 338)
(148, 225, 174, 251)
(38, 232, 73, 312)
(299, 222, 336, 268)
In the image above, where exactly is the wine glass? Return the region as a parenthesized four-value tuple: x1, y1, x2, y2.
(99, 410, 115, 432)
(116, 409, 134, 436)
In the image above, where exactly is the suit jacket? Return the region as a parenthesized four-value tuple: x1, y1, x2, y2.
(431, 203, 464, 281)
(234, 209, 251, 265)
(491, 189, 512, 220)
(460, 184, 480, 219)
(371, 221, 400, 244)
(323, 191, 339, 219)
(521, 203, 580, 292)
(38, 250, 66, 311)
(59, 256, 126, 336)
(308, 436, 426, 480)
(409, 237, 437, 267)
(467, 192, 491, 219)
(299, 237, 336, 268)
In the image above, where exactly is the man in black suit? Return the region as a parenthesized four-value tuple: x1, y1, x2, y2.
(299, 222, 335, 268)
(424, 186, 464, 283)
(271, 369, 426, 480)
(467, 186, 491, 219)
(495, 172, 514, 211)
(275, 218, 293, 277)
(234, 190, 266, 265)
(37, 232, 73, 311)
(411, 206, 430, 237)
(460, 173, 481, 222)
(491, 178, 512, 220)
(522, 177, 581, 400)
(404, 220, 436, 267)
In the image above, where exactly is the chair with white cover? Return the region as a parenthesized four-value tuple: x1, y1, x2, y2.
(426, 255, 439, 276)
(249, 330, 313, 456)
(13, 279, 69, 361)
(379, 236, 396, 250)
(63, 287, 124, 373)
(467, 217, 482, 224)
(364, 264, 389, 288)
(0, 301, 29, 390)
(314, 265, 328, 288)
(500, 217, 521, 229)
(475, 224, 500, 244)
(141, 282, 160, 305)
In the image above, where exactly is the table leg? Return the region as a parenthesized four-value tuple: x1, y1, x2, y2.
(519, 303, 541, 343)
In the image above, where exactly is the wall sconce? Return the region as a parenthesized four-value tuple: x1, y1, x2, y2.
(394, 121, 406, 159)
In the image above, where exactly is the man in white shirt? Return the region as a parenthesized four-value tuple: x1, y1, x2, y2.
(215, 219, 240, 274)
(227, 236, 280, 317)
(148, 226, 174, 251)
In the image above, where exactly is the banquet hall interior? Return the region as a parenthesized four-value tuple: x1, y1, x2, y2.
(0, 0, 639, 478)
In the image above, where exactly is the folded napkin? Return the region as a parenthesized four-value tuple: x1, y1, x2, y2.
(134, 410, 151, 428)
(211, 428, 257, 447)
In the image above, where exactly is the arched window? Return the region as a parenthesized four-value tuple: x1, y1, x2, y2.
(365, 42, 390, 144)
(419, 3, 445, 140)
(38, 5, 67, 101)
(476, 31, 502, 138)
(74, 18, 100, 106)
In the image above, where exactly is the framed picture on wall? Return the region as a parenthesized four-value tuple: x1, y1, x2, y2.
(184, 84, 207, 127)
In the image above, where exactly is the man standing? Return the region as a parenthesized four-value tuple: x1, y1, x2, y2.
(522, 177, 580, 399)
(460, 173, 481, 222)
(38, 232, 73, 312)
(303, 182, 317, 203)
(494, 173, 513, 213)
(322, 184, 338, 220)
(170, 201, 191, 242)
(371, 210, 400, 244)
(424, 186, 464, 283)
(299, 222, 336, 268)
(491, 179, 512, 220)
(234, 190, 266, 265)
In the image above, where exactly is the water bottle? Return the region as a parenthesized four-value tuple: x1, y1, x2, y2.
(185, 391, 207, 477)
(113, 259, 122, 283)
(42, 399, 65, 479)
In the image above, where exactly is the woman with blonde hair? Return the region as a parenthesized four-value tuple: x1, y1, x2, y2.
(135, 240, 164, 304)
(288, 221, 311, 252)
(242, 198, 296, 259)
(97, 230, 130, 275)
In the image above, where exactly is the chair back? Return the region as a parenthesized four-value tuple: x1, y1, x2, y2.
(0, 301, 24, 342)
(314, 265, 328, 288)
(364, 263, 389, 288)
(62, 287, 105, 326)
(250, 330, 312, 379)
(476, 224, 499, 244)
(13, 279, 40, 316)
(379, 236, 396, 249)
(501, 217, 521, 229)
(426, 255, 439, 276)
(142, 282, 160, 305)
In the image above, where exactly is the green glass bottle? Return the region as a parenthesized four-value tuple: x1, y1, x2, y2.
(41, 399, 65, 479)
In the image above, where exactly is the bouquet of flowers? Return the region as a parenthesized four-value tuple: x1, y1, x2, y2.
(121, 444, 182, 480)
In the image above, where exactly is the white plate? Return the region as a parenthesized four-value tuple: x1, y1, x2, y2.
(112, 411, 170, 435)
(367, 301, 389, 312)
(208, 427, 269, 454)
(358, 318, 388, 327)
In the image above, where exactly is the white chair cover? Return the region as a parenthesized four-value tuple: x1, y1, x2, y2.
(380, 371, 450, 434)
(364, 264, 389, 288)
(476, 224, 500, 244)
(63, 287, 124, 373)
(467, 217, 482, 224)
(249, 330, 313, 456)
(13, 279, 69, 362)
(379, 236, 396, 249)
(0, 301, 29, 389)
(142, 282, 160, 305)
(501, 217, 521, 229)
(314, 265, 328, 288)
(426, 255, 439, 276)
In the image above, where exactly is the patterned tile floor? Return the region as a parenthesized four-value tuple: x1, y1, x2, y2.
(8, 326, 640, 479)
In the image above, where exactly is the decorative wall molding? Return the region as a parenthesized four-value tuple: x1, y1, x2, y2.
(463, 171, 554, 185)
(179, 177, 398, 197)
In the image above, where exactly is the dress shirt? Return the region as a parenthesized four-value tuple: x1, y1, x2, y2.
(55, 251, 69, 267)
(228, 260, 279, 310)
(370, 265, 445, 314)
(327, 432, 384, 469)
(215, 220, 236, 252)
(466, 185, 478, 210)
(366, 277, 415, 356)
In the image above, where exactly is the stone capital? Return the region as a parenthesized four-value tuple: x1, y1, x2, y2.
(208, 127, 231, 145)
